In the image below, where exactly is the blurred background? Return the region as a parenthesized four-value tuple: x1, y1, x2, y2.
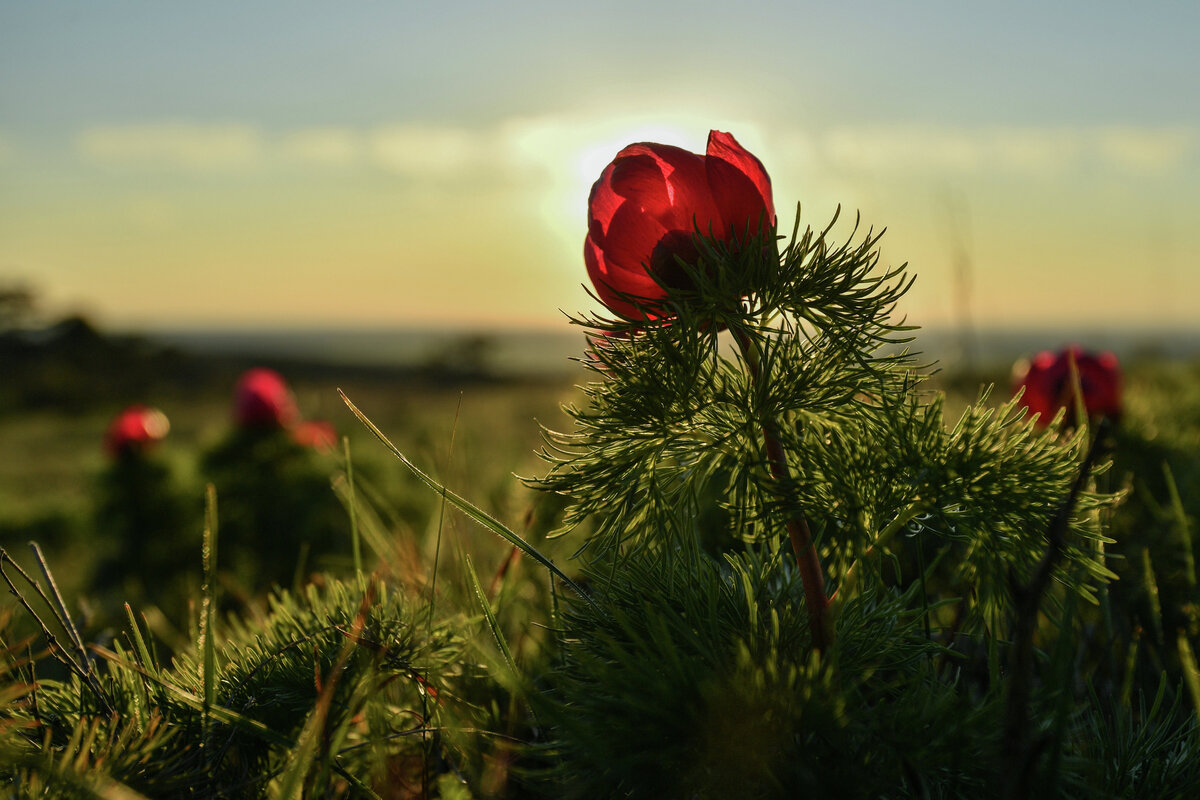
(1, 1, 1198, 621)
(2, 1, 1197, 339)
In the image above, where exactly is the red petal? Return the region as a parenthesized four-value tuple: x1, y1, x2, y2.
(616, 142, 720, 233)
(586, 235, 654, 320)
(609, 154, 672, 220)
(705, 131, 775, 239)
(587, 161, 623, 238)
(600, 201, 672, 275)
(707, 131, 773, 215)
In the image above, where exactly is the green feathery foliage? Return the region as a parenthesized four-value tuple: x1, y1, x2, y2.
(535, 547, 1002, 799)
(527, 208, 1192, 798)
(0, 561, 495, 798)
(537, 210, 1113, 605)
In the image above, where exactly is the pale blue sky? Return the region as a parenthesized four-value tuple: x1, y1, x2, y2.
(1, 1, 1197, 329)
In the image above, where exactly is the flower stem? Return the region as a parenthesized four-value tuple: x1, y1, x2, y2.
(831, 498, 927, 609)
(733, 327, 832, 652)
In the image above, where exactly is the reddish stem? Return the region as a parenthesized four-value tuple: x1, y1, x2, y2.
(762, 427, 832, 652)
(733, 329, 832, 652)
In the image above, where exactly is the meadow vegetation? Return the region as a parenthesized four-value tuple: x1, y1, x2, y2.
(2, 212, 1200, 798)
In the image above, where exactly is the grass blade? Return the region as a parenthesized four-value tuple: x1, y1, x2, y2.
(29, 542, 92, 677)
(1162, 463, 1195, 589)
(339, 389, 596, 609)
(465, 553, 518, 677)
(1178, 633, 1200, 721)
(123, 603, 158, 680)
(342, 436, 363, 578)
(199, 484, 219, 733)
(270, 702, 324, 800)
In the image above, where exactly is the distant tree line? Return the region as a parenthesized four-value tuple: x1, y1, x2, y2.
(0, 282, 531, 415)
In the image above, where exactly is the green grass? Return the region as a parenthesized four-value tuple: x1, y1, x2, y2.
(0, 373, 579, 591)
(2, 353, 1199, 798)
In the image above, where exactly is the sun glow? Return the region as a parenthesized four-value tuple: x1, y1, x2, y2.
(569, 114, 764, 198)
(574, 123, 693, 186)
(506, 112, 764, 279)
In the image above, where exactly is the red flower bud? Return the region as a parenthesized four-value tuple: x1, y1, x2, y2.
(234, 368, 300, 429)
(103, 404, 170, 457)
(585, 130, 775, 321)
(292, 419, 338, 452)
(1012, 346, 1122, 426)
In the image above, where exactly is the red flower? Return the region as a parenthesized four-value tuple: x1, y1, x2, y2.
(104, 404, 170, 457)
(1012, 346, 1122, 425)
(292, 419, 338, 452)
(585, 130, 775, 321)
(234, 368, 300, 429)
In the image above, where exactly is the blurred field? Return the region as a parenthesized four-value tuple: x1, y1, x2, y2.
(3, 319, 1199, 640)
(4, 319, 1200, 797)
(0, 328, 585, 629)
(0, 371, 580, 516)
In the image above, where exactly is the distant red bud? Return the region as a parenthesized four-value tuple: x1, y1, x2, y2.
(234, 368, 300, 429)
(292, 419, 338, 452)
(104, 404, 170, 457)
(1012, 346, 1122, 426)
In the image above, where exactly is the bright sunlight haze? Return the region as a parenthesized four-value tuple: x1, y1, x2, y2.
(1, 1, 1196, 333)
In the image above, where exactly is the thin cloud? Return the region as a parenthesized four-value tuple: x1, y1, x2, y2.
(368, 124, 487, 177)
(66, 118, 1197, 185)
(987, 128, 1081, 173)
(279, 127, 362, 166)
(366, 112, 763, 186)
(76, 123, 263, 169)
(812, 124, 1195, 176)
(823, 126, 983, 172)
(1095, 126, 1197, 174)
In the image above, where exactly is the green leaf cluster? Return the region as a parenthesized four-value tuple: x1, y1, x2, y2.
(527, 209, 1200, 797)
(0, 572, 489, 798)
(538, 210, 1113, 607)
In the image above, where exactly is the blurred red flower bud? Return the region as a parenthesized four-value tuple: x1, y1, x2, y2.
(104, 404, 170, 457)
(234, 368, 300, 429)
(1012, 346, 1122, 426)
(585, 130, 775, 321)
(292, 419, 338, 452)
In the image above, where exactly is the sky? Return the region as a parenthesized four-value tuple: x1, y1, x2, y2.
(1, 1, 1197, 333)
